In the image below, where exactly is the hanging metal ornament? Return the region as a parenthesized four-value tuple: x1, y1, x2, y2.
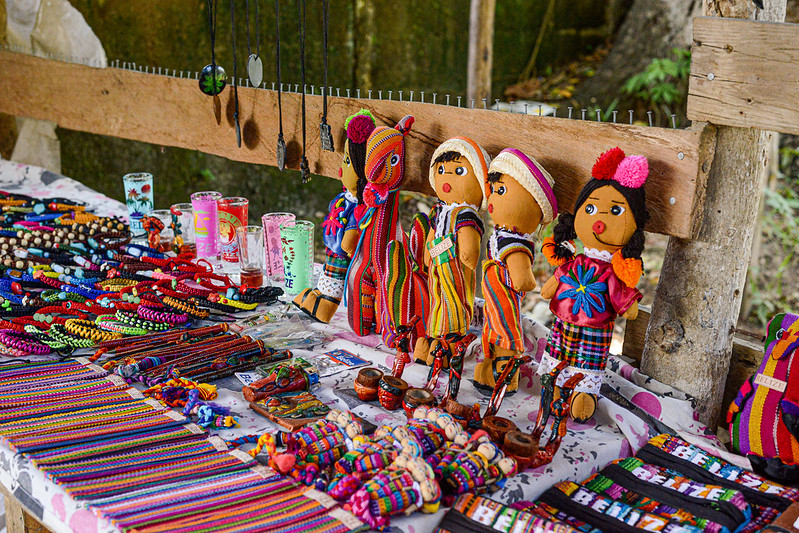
(200, 0, 227, 96)
(229, 0, 242, 147)
(298, 0, 310, 182)
(319, 0, 334, 152)
(274, 0, 286, 171)
(245, 0, 263, 88)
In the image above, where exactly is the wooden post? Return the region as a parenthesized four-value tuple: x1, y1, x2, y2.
(640, 0, 787, 427)
(467, 0, 496, 104)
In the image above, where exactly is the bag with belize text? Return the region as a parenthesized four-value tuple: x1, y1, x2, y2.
(727, 313, 799, 485)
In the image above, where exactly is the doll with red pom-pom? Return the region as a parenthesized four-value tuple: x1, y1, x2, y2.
(294, 110, 376, 323)
(539, 147, 650, 422)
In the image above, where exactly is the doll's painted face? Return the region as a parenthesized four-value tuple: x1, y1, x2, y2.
(486, 174, 543, 234)
(573, 185, 637, 253)
(339, 139, 359, 195)
(433, 156, 483, 206)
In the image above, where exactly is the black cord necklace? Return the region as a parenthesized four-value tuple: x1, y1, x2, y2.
(319, 0, 333, 152)
(230, 0, 242, 147)
(200, 0, 227, 96)
(298, 0, 310, 183)
(275, 0, 286, 171)
(245, 0, 263, 87)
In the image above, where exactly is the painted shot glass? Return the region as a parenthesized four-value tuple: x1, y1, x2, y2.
(262, 212, 295, 283)
(279, 220, 314, 296)
(236, 225, 265, 289)
(218, 197, 249, 262)
(122, 172, 153, 237)
(191, 191, 223, 261)
(170, 203, 196, 255)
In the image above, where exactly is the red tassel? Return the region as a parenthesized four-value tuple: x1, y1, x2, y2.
(592, 147, 626, 180)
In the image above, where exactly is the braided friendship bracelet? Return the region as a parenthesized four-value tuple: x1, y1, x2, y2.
(114, 310, 170, 331)
(0, 329, 51, 355)
(137, 305, 189, 326)
(95, 315, 150, 336)
(162, 296, 209, 319)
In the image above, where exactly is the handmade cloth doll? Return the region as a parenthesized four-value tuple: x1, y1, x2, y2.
(474, 148, 558, 393)
(294, 110, 375, 323)
(539, 147, 649, 422)
(346, 116, 416, 348)
(413, 137, 489, 367)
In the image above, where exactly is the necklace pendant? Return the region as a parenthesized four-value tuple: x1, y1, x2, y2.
(319, 121, 334, 152)
(276, 134, 287, 171)
(234, 113, 242, 148)
(300, 156, 311, 183)
(247, 54, 263, 88)
(199, 64, 227, 96)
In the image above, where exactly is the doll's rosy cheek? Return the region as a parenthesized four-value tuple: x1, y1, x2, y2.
(488, 204, 494, 214)
(338, 168, 343, 178)
(442, 183, 452, 193)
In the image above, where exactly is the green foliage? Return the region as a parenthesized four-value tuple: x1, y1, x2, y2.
(747, 146, 799, 327)
(622, 48, 691, 106)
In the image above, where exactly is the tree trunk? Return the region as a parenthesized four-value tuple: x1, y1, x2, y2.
(575, 0, 702, 106)
(641, 0, 787, 428)
(467, 0, 496, 104)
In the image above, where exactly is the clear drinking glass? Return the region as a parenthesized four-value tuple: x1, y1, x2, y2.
(170, 203, 196, 255)
(279, 220, 314, 296)
(236, 225, 265, 289)
(191, 191, 223, 261)
(262, 212, 295, 283)
(218, 197, 249, 263)
(122, 172, 153, 237)
(147, 209, 173, 252)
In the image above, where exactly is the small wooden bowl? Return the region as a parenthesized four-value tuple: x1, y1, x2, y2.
(378, 375, 409, 410)
(482, 415, 518, 444)
(354, 367, 383, 401)
(403, 387, 436, 417)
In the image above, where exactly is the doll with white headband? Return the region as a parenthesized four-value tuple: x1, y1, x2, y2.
(414, 137, 490, 367)
(474, 148, 558, 393)
(539, 147, 649, 422)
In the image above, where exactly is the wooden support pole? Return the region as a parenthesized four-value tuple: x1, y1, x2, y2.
(467, 0, 496, 104)
(641, 0, 786, 427)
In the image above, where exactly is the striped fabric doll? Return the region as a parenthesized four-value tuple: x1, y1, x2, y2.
(413, 137, 490, 367)
(539, 147, 649, 422)
(474, 149, 558, 393)
(294, 110, 375, 323)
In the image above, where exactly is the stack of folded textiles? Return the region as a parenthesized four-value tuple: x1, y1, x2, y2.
(517, 434, 799, 532)
(0, 358, 365, 533)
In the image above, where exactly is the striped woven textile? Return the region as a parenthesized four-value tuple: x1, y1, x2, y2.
(481, 259, 526, 354)
(0, 358, 364, 533)
(728, 313, 799, 472)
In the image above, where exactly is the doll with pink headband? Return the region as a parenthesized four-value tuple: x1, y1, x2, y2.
(539, 147, 649, 422)
(294, 110, 376, 323)
(474, 148, 558, 394)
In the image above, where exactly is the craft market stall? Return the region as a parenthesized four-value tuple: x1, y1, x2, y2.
(1, 0, 799, 531)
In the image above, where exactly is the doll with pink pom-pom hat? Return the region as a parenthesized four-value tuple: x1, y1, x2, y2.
(294, 109, 376, 323)
(538, 147, 650, 423)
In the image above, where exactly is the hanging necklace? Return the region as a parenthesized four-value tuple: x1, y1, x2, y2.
(275, 0, 286, 171)
(319, 0, 334, 152)
(245, 0, 263, 88)
(297, 0, 310, 183)
(229, 0, 242, 147)
(200, 0, 227, 96)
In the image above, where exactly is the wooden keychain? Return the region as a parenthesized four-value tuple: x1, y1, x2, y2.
(200, 0, 227, 96)
(245, 0, 263, 88)
(319, 0, 334, 152)
(297, 0, 310, 182)
(274, 0, 286, 171)
(229, 0, 242, 147)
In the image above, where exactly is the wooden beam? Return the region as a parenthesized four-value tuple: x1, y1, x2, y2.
(0, 50, 712, 239)
(467, 0, 496, 103)
(688, 17, 799, 135)
(641, 0, 786, 428)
